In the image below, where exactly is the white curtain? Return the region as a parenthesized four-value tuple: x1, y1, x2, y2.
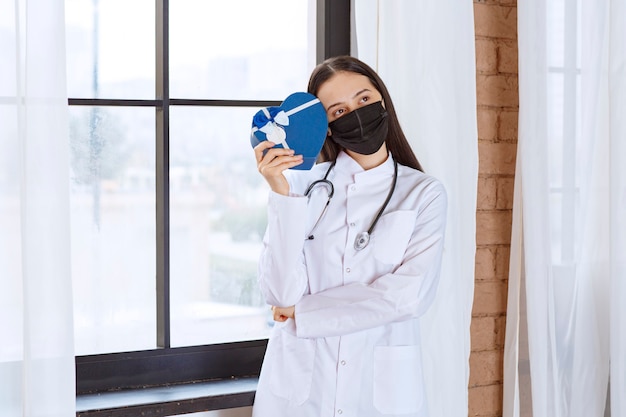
(0, 0, 76, 416)
(504, 0, 626, 416)
(353, 1, 477, 416)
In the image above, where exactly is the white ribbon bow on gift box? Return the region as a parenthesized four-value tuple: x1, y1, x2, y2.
(258, 109, 290, 148)
(252, 97, 321, 150)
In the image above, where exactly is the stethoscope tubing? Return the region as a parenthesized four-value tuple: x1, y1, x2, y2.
(304, 158, 398, 250)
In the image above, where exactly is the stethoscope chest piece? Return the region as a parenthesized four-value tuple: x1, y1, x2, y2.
(306, 158, 398, 249)
(354, 231, 370, 251)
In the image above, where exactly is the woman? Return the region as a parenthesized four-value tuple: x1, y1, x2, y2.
(252, 56, 447, 417)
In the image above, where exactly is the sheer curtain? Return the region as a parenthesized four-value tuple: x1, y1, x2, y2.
(504, 0, 626, 416)
(353, 1, 477, 416)
(0, 0, 76, 416)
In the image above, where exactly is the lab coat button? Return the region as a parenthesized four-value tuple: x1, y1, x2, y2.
(337, 410, 343, 415)
(345, 268, 351, 273)
(350, 222, 355, 227)
(341, 360, 346, 365)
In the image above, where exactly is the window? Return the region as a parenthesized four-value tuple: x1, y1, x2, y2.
(68, 0, 349, 402)
(547, 0, 580, 268)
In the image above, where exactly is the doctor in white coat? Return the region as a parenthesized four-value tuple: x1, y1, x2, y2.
(252, 56, 447, 417)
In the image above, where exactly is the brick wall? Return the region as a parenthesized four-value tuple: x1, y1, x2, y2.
(470, 1, 518, 416)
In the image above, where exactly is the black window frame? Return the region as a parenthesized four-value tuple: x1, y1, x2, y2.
(73, 0, 350, 407)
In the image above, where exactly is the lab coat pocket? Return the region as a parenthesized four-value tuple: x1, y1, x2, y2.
(267, 328, 316, 405)
(372, 210, 416, 265)
(373, 345, 425, 414)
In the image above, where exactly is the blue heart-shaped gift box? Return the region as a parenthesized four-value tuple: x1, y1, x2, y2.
(250, 92, 328, 170)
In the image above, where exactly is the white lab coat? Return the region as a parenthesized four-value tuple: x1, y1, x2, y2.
(252, 151, 447, 417)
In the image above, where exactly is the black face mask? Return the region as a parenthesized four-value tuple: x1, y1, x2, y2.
(328, 101, 389, 155)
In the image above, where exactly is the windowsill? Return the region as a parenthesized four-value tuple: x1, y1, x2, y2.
(76, 377, 258, 417)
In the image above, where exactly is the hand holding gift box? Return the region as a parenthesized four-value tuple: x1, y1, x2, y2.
(251, 92, 328, 170)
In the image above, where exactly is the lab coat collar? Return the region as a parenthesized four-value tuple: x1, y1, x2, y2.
(335, 151, 395, 184)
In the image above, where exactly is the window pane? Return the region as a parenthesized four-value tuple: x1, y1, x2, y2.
(0, 104, 21, 362)
(169, 0, 314, 100)
(65, 0, 155, 99)
(169, 106, 271, 347)
(547, 0, 565, 68)
(0, 3, 16, 97)
(547, 72, 564, 187)
(70, 106, 156, 355)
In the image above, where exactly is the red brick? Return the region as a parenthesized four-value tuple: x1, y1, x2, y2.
(498, 39, 519, 74)
(478, 142, 517, 175)
(477, 108, 498, 141)
(496, 176, 515, 209)
(476, 38, 498, 74)
(495, 246, 511, 279)
(476, 210, 513, 245)
(477, 74, 519, 108)
(475, 247, 497, 280)
(495, 316, 507, 348)
(471, 316, 500, 351)
(477, 176, 497, 210)
(498, 110, 519, 141)
(472, 0, 517, 413)
(469, 384, 503, 416)
(472, 280, 509, 316)
(474, 0, 513, 4)
(469, 350, 504, 386)
(474, 3, 517, 39)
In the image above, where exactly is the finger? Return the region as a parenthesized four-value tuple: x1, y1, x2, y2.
(259, 155, 303, 175)
(258, 148, 298, 167)
(254, 143, 299, 168)
(253, 141, 276, 163)
(259, 147, 301, 165)
(257, 151, 301, 176)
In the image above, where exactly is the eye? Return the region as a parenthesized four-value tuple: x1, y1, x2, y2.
(332, 108, 346, 118)
(359, 95, 370, 104)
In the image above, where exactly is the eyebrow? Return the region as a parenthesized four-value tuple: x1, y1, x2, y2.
(326, 88, 372, 113)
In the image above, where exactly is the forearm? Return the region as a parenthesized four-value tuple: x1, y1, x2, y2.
(257, 191, 309, 307)
(294, 185, 447, 338)
(294, 263, 441, 338)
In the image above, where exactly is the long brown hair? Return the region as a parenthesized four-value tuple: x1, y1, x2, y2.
(307, 55, 423, 172)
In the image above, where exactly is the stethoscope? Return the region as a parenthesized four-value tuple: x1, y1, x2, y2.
(304, 158, 398, 251)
